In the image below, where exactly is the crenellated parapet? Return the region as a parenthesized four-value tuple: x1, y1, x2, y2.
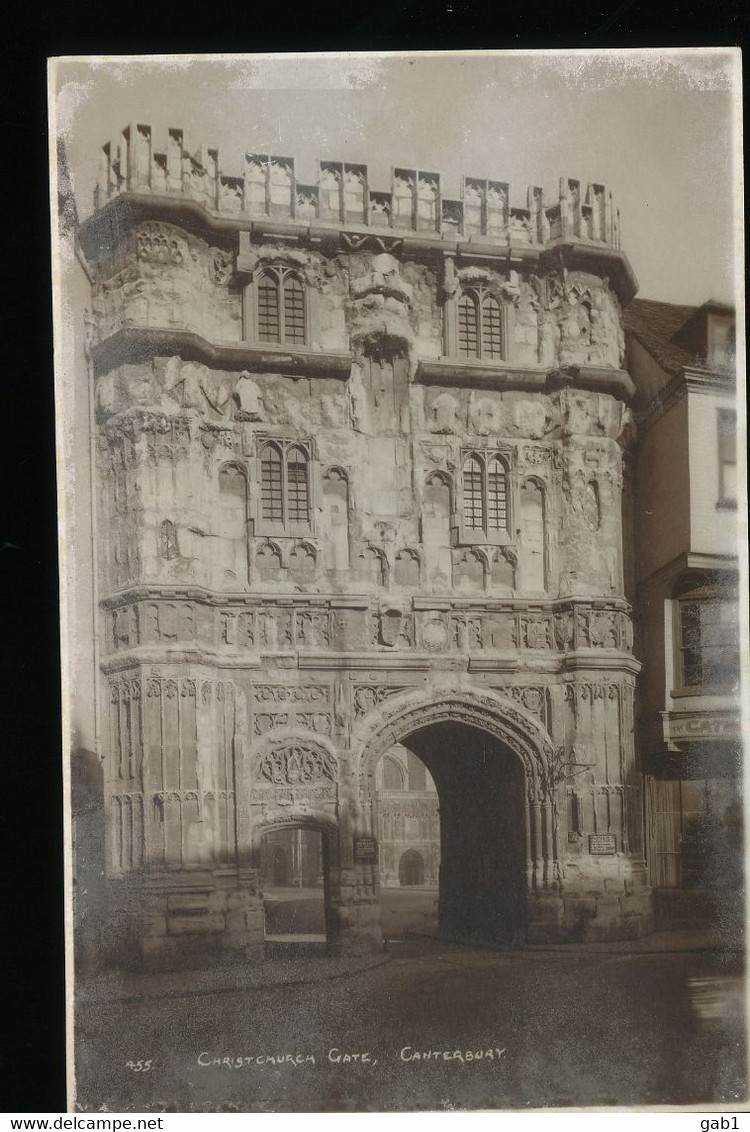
(92, 123, 623, 253)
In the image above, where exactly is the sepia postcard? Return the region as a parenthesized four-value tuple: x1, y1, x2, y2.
(49, 49, 747, 1114)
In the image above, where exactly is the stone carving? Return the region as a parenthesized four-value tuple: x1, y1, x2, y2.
(587, 610, 619, 649)
(429, 392, 459, 434)
(234, 372, 265, 421)
(514, 399, 552, 439)
(163, 357, 218, 415)
(553, 610, 574, 651)
(353, 684, 409, 718)
(521, 617, 553, 649)
(255, 744, 337, 786)
(374, 607, 413, 648)
(136, 222, 186, 265)
(209, 250, 233, 285)
(469, 395, 502, 436)
(421, 616, 448, 651)
(295, 610, 331, 646)
(497, 684, 550, 727)
(254, 685, 330, 705)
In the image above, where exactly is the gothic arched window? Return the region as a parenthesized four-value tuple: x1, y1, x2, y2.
(260, 444, 283, 523)
(457, 287, 506, 361)
(258, 441, 312, 532)
(256, 267, 307, 345)
(461, 451, 511, 543)
(462, 454, 483, 532)
(286, 446, 310, 523)
(487, 456, 508, 533)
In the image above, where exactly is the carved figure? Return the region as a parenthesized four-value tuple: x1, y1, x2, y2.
(234, 372, 265, 421)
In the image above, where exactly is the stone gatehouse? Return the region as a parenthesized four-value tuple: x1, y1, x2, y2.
(76, 124, 651, 967)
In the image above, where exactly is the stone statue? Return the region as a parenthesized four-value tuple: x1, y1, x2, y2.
(234, 372, 265, 421)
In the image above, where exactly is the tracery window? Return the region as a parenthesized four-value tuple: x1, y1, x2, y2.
(460, 450, 511, 544)
(258, 440, 312, 532)
(457, 288, 505, 360)
(256, 267, 307, 345)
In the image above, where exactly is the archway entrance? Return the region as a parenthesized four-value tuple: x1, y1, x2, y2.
(259, 825, 330, 945)
(393, 721, 527, 945)
(399, 849, 425, 886)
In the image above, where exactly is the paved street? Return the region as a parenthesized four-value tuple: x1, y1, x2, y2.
(74, 939, 746, 1112)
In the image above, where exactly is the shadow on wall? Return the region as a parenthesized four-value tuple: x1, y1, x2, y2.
(71, 747, 106, 976)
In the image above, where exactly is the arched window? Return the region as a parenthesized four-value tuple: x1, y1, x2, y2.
(257, 273, 280, 342)
(260, 444, 283, 522)
(258, 442, 312, 531)
(256, 267, 307, 345)
(487, 457, 508, 533)
(463, 454, 484, 531)
(457, 287, 506, 360)
(481, 293, 503, 358)
(458, 292, 479, 357)
(286, 447, 309, 523)
(461, 451, 511, 542)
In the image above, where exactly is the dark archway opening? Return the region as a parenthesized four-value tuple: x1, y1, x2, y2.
(399, 849, 425, 886)
(260, 826, 329, 945)
(400, 721, 527, 946)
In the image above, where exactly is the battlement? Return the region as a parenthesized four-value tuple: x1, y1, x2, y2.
(94, 123, 622, 249)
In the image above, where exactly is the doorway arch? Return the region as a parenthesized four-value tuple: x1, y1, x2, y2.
(399, 849, 425, 886)
(353, 688, 556, 946)
(255, 818, 337, 947)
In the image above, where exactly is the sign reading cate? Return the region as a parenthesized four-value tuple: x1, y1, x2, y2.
(354, 836, 378, 862)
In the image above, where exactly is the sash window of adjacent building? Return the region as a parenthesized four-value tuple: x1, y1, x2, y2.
(718, 408, 737, 508)
(460, 450, 511, 543)
(457, 288, 505, 360)
(256, 267, 307, 345)
(258, 440, 312, 532)
(677, 593, 740, 692)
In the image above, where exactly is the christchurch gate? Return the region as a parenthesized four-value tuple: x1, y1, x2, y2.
(75, 124, 651, 967)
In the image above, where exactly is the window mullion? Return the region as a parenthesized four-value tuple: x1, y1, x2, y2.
(477, 291, 483, 360)
(278, 271, 286, 344)
(280, 442, 287, 529)
(482, 458, 489, 539)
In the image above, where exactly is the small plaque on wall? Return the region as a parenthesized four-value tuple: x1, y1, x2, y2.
(589, 833, 617, 855)
(353, 836, 378, 862)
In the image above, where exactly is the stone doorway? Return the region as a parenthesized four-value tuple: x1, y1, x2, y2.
(397, 722, 528, 945)
(259, 825, 330, 946)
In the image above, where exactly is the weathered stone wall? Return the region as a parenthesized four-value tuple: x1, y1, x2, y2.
(81, 136, 649, 966)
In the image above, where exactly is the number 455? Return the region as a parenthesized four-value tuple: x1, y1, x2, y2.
(126, 1060, 153, 1072)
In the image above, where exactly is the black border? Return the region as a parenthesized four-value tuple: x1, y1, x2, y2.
(1, 5, 746, 1112)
